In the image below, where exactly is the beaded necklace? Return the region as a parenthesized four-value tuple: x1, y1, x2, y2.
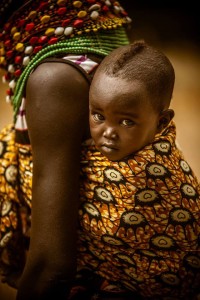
(0, 0, 131, 120)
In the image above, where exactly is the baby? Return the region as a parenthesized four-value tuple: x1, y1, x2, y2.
(76, 41, 200, 300)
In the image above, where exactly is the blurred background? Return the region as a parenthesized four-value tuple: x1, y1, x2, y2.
(0, 2, 200, 299)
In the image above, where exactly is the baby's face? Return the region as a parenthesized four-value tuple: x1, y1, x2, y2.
(89, 73, 160, 161)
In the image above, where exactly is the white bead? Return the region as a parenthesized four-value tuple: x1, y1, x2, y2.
(105, 0, 111, 6)
(23, 56, 30, 66)
(55, 27, 64, 35)
(126, 17, 132, 24)
(25, 46, 33, 54)
(8, 64, 15, 73)
(2, 76, 6, 83)
(64, 27, 73, 36)
(114, 6, 120, 13)
(89, 4, 101, 11)
(90, 11, 99, 20)
(6, 95, 11, 103)
(9, 79, 16, 89)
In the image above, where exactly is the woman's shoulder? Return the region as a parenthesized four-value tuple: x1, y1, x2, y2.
(28, 54, 101, 87)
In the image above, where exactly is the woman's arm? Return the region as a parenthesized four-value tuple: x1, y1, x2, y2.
(16, 61, 90, 300)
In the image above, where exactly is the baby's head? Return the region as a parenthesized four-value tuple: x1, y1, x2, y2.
(89, 40, 175, 161)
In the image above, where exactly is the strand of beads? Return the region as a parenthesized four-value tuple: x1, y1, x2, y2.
(13, 28, 129, 120)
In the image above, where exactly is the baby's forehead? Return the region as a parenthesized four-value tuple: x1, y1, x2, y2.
(93, 73, 149, 97)
(91, 76, 153, 109)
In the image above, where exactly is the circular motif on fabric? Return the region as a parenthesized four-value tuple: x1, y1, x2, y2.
(0, 141, 6, 156)
(153, 141, 171, 154)
(146, 163, 168, 178)
(116, 253, 135, 265)
(160, 272, 180, 286)
(180, 183, 197, 198)
(94, 187, 114, 203)
(83, 203, 100, 218)
(5, 164, 18, 184)
(102, 234, 125, 246)
(104, 167, 124, 183)
(169, 208, 193, 225)
(0, 231, 13, 247)
(179, 159, 191, 173)
(150, 234, 176, 250)
(121, 211, 146, 227)
(19, 147, 30, 155)
(135, 188, 160, 205)
(1, 200, 12, 216)
(184, 254, 200, 269)
(139, 250, 157, 258)
(124, 268, 144, 282)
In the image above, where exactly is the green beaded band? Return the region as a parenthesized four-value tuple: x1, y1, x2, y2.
(13, 27, 129, 121)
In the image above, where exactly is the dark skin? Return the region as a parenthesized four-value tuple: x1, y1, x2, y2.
(11, 61, 140, 300)
(16, 61, 90, 300)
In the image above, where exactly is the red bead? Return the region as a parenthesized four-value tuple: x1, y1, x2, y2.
(4, 73, 10, 80)
(4, 40, 11, 48)
(48, 37, 58, 45)
(18, 19, 26, 27)
(62, 19, 71, 27)
(57, 7, 67, 15)
(30, 36, 39, 45)
(6, 50, 13, 58)
(39, 2, 49, 11)
(38, 36, 48, 44)
(15, 56, 22, 64)
(87, 0, 96, 3)
(73, 19, 84, 28)
(102, 5, 109, 12)
(25, 23, 35, 32)
(4, 23, 11, 31)
(121, 10, 128, 16)
(14, 69, 22, 77)
(6, 89, 13, 96)
(34, 46, 43, 54)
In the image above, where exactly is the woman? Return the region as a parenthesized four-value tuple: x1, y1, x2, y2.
(0, 1, 131, 299)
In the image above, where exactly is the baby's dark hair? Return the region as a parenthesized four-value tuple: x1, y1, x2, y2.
(97, 40, 175, 112)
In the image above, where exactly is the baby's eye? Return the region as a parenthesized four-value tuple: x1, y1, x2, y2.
(92, 113, 104, 122)
(121, 119, 134, 126)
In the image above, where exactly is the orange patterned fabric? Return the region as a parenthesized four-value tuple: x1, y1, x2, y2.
(0, 125, 30, 274)
(1, 120, 200, 299)
(77, 121, 200, 299)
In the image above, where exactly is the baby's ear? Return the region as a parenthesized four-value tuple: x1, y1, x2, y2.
(157, 109, 175, 132)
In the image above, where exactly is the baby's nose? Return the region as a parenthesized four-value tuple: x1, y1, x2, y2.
(103, 127, 117, 139)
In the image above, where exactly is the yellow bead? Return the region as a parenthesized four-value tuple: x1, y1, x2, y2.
(15, 43, 24, 52)
(57, 0, 67, 5)
(92, 28, 98, 32)
(73, 1, 82, 8)
(77, 11, 87, 18)
(45, 28, 55, 36)
(11, 27, 17, 35)
(41, 15, 50, 24)
(28, 10, 37, 19)
(13, 32, 21, 41)
(0, 48, 5, 55)
(0, 56, 5, 64)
